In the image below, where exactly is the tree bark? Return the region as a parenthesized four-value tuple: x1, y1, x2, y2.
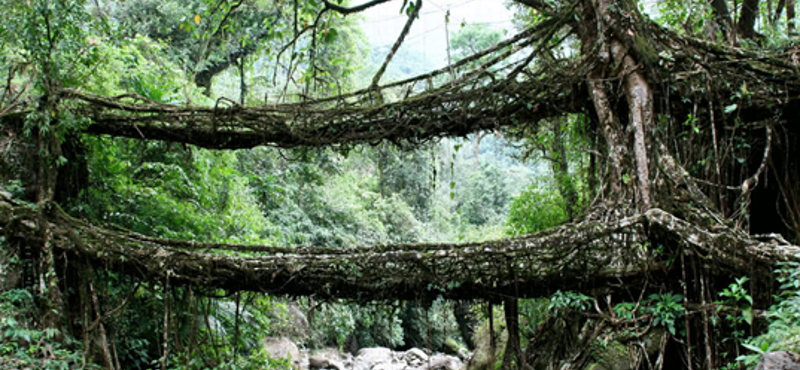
(88, 263, 115, 370)
(488, 302, 496, 369)
(549, 119, 579, 220)
(581, 0, 654, 212)
(711, 0, 734, 38)
(739, 0, 761, 39)
(454, 301, 477, 350)
(620, 51, 653, 210)
(501, 298, 522, 370)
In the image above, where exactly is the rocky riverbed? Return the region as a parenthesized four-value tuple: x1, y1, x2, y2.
(264, 337, 464, 370)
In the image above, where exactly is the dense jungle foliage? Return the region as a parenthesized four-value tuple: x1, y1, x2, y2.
(1, 0, 800, 369)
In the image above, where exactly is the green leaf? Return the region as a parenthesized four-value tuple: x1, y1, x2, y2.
(741, 342, 765, 354)
(323, 28, 338, 43)
(405, 2, 416, 16)
(742, 306, 754, 325)
(725, 104, 738, 114)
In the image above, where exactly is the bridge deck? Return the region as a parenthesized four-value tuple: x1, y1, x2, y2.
(2, 192, 795, 302)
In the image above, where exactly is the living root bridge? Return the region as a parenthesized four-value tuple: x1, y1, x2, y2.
(56, 14, 585, 150)
(67, 76, 581, 150)
(1, 191, 796, 302)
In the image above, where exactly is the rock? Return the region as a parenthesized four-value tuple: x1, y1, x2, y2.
(421, 355, 462, 370)
(263, 337, 302, 369)
(756, 352, 800, 370)
(404, 348, 429, 366)
(309, 355, 344, 370)
(309, 350, 345, 370)
(372, 363, 404, 370)
(355, 347, 394, 368)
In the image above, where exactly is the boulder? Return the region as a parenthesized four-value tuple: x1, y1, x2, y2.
(309, 356, 345, 370)
(372, 363, 405, 370)
(263, 337, 302, 369)
(309, 350, 345, 370)
(421, 355, 462, 370)
(756, 352, 800, 370)
(404, 348, 429, 367)
(355, 347, 394, 368)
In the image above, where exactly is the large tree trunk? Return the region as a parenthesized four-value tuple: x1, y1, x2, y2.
(711, 0, 734, 40)
(453, 300, 478, 350)
(501, 298, 522, 370)
(739, 0, 762, 39)
(581, 0, 654, 215)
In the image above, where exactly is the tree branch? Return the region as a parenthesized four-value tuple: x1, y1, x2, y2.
(511, 0, 554, 14)
(371, 0, 422, 88)
(323, 0, 396, 15)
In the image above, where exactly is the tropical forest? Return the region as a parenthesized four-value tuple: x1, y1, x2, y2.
(1, 0, 800, 369)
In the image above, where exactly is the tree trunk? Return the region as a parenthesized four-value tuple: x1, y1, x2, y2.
(489, 302, 496, 370)
(501, 298, 522, 370)
(711, 0, 734, 40)
(739, 0, 761, 39)
(549, 119, 579, 220)
(580, 0, 655, 214)
(453, 300, 477, 350)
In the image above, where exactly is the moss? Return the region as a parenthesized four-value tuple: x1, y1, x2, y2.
(634, 34, 659, 69)
(589, 340, 631, 370)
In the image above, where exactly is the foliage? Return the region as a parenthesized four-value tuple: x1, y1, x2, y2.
(519, 298, 549, 340)
(79, 138, 269, 242)
(506, 182, 567, 235)
(450, 23, 505, 64)
(613, 302, 638, 321)
(85, 35, 198, 102)
(654, 0, 714, 36)
(736, 259, 800, 368)
(549, 290, 594, 313)
(717, 276, 755, 327)
(0, 288, 90, 369)
(0, 0, 100, 91)
(399, 299, 462, 351)
(645, 292, 684, 336)
(458, 161, 511, 226)
(109, 0, 365, 98)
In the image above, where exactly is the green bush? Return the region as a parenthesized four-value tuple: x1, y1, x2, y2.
(0, 289, 90, 369)
(506, 184, 567, 235)
(737, 258, 800, 368)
